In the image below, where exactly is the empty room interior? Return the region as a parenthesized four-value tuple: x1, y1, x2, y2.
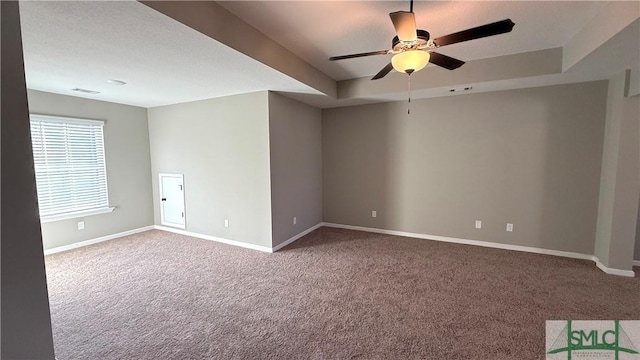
(2, 1, 640, 359)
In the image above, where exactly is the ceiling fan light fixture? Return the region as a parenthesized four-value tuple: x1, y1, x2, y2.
(392, 50, 430, 74)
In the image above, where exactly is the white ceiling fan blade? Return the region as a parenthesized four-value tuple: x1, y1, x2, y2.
(390, 11, 417, 42)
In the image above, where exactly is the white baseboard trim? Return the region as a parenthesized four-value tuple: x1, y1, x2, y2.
(272, 223, 323, 252)
(322, 222, 637, 277)
(153, 225, 273, 253)
(594, 258, 636, 277)
(45, 222, 637, 277)
(322, 222, 593, 260)
(44, 225, 155, 255)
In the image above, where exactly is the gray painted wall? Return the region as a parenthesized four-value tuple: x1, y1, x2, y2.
(594, 73, 625, 264)
(268, 92, 322, 247)
(323, 82, 607, 255)
(635, 195, 640, 261)
(148, 92, 273, 247)
(636, 77, 640, 262)
(594, 72, 640, 270)
(27, 90, 154, 250)
(613, 92, 639, 268)
(1, 1, 56, 358)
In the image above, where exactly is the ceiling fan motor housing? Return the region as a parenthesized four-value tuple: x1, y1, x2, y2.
(392, 29, 430, 50)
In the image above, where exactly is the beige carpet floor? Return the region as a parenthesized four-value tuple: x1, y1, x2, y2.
(45, 228, 639, 359)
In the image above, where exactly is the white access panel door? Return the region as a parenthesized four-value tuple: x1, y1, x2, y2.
(159, 173, 185, 229)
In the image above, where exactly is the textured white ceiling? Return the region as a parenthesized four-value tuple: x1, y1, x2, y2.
(19, 1, 626, 109)
(19, 1, 320, 108)
(279, 18, 640, 109)
(219, 1, 608, 81)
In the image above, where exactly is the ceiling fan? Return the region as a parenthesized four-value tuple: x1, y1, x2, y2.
(329, 0, 515, 80)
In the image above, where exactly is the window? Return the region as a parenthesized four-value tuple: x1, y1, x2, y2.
(30, 114, 113, 222)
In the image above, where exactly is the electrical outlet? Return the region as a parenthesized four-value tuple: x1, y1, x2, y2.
(77, 221, 85, 230)
(475, 220, 482, 229)
(224, 219, 229, 228)
(506, 223, 513, 232)
(372, 210, 377, 218)
(293, 216, 297, 225)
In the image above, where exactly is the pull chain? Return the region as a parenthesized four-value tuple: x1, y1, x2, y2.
(407, 73, 411, 115)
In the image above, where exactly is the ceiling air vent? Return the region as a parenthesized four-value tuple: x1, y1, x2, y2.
(449, 86, 473, 93)
(107, 79, 126, 86)
(70, 88, 100, 94)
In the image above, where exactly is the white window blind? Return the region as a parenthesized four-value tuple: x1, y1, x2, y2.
(30, 114, 111, 222)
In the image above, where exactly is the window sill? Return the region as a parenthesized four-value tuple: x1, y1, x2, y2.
(40, 207, 115, 223)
